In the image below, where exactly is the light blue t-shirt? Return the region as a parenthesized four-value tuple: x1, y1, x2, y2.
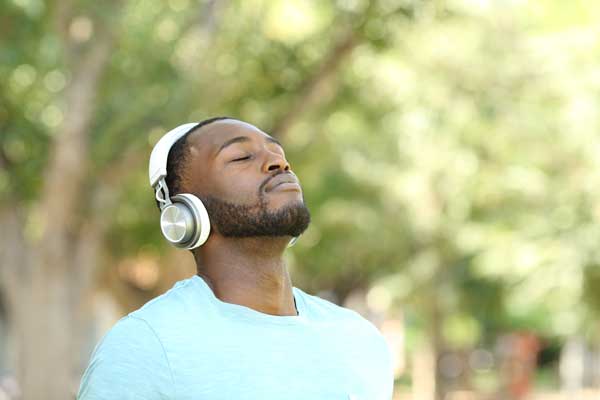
(77, 275, 394, 400)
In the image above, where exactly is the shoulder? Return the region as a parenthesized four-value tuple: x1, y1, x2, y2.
(294, 287, 347, 317)
(296, 287, 390, 346)
(90, 315, 166, 362)
(128, 276, 198, 326)
(77, 315, 175, 399)
(296, 287, 379, 329)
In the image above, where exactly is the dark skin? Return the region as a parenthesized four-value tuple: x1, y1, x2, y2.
(181, 119, 303, 317)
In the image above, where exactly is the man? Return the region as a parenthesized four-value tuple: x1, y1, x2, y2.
(77, 117, 394, 399)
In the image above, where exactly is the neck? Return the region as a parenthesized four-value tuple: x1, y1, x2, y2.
(193, 235, 297, 316)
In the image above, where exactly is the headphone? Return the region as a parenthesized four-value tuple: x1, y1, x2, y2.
(149, 123, 299, 250)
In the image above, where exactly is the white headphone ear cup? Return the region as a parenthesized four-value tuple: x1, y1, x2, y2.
(165, 193, 211, 250)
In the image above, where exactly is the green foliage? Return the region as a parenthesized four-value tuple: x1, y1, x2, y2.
(2, 0, 600, 347)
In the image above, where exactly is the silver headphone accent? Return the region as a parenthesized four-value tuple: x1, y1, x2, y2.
(287, 236, 299, 247)
(160, 201, 193, 243)
(149, 122, 299, 249)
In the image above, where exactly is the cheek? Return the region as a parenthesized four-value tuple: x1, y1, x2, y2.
(213, 175, 263, 204)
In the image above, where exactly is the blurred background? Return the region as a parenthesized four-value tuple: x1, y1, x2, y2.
(1, 0, 600, 399)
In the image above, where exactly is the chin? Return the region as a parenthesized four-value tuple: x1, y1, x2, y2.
(268, 196, 305, 213)
(273, 201, 311, 237)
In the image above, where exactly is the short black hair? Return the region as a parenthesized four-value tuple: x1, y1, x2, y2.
(154, 116, 232, 211)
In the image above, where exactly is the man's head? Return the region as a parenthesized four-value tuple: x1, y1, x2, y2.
(159, 117, 310, 241)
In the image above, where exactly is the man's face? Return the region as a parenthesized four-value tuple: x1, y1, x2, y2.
(185, 119, 310, 238)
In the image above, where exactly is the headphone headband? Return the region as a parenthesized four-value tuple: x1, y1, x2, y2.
(148, 122, 198, 188)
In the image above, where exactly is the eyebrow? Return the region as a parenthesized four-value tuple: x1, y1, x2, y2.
(216, 135, 283, 155)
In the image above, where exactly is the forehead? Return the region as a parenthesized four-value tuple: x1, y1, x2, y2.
(188, 119, 275, 150)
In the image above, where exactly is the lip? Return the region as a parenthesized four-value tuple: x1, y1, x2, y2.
(265, 173, 301, 192)
(270, 182, 302, 192)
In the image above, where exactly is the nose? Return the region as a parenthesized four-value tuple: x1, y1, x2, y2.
(263, 151, 290, 173)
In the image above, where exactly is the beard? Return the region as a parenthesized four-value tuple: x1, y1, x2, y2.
(199, 191, 311, 238)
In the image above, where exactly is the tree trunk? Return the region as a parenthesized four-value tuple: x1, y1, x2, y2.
(0, 12, 119, 398)
(412, 339, 436, 400)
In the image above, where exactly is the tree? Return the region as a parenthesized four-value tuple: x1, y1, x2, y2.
(0, 0, 413, 397)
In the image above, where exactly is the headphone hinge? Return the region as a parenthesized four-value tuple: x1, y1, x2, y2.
(154, 178, 173, 211)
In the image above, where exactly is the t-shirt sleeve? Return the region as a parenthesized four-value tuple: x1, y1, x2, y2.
(77, 315, 175, 400)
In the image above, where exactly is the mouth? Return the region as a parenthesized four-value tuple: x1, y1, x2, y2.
(265, 173, 301, 193)
(270, 181, 302, 192)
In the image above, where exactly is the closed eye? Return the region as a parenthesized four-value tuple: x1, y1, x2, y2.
(231, 155, 252, 162)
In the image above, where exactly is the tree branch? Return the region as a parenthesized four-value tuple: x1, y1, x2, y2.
(178, 0, 230, 44)
(49, 0, 74, 43)
(270, 0, 417, 140)
(0, 207, 29, 311)
(34, 7, 123, 278)
(0, 143, 12, 172)
(271, 31, 360, 140)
